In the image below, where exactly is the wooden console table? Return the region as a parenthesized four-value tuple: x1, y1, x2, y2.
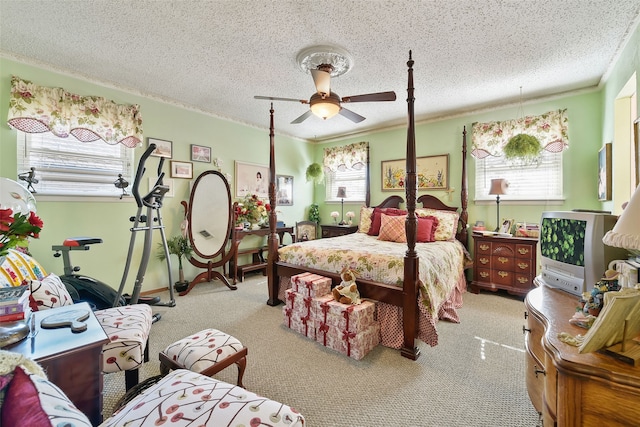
(230, 226, 294, 283)
(524, 282, 640, 426)
(9, 302, 109, 425)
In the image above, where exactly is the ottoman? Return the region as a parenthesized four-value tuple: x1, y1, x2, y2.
(159, 328, 248, 387)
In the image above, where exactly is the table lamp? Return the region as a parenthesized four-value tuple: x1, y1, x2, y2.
(603, 183, 640, 253)
(489, 179, 509, 232)
(336, 186, 347, 225)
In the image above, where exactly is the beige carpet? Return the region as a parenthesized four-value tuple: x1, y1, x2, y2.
(103, 274, 540, 426)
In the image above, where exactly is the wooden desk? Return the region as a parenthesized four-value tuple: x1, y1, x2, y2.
(230, 226, 294, 283)
(9, 302, 109, 425)
(524, 283, 640, 426)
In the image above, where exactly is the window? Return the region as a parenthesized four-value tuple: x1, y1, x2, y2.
(474, 150, 563, 201)
(17, 131, 134, 197)
(325, 168, 367, 202)
(323, 142, 368, 202)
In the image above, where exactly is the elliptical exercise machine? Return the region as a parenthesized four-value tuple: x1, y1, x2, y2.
(113, 143, 176, 313)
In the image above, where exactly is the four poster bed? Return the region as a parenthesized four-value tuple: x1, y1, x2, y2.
(264, 52, 469, 360)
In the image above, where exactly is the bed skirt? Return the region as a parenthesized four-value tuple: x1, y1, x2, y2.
(277, 271, 466, 349)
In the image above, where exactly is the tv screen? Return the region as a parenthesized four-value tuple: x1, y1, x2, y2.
(540, 217, 586, 267)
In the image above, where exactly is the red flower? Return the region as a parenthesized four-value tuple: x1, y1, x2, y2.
(0, 209, 43, 256)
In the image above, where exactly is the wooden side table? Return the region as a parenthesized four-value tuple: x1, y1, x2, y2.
(470, 232, 538, 297)
(9, 302, 109, 425)
(321, 224, 358, 238)
(229, 226, 294, 283)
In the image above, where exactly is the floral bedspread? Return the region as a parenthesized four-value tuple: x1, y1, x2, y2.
(278, 233, 466, 318)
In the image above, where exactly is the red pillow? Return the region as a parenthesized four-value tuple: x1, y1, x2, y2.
(367, 208, 407, 236)
(417, 216, 438, 242)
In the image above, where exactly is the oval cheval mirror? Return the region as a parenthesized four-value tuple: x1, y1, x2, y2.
(182, 170, 237, 294)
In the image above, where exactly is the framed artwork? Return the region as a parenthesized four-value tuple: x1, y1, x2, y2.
(148, 137, 172, 158)
(148, 177, 175, 198)
(170, 160, 193, 179)
(191, 144, 211, 163)
(500, 218, 514, 235)
(235, 161, 269, 198)
(634, 116, 639, 187)
(276, 174, 293, 206)
(598, 143, 612, 201)
(381, 154, 449, 191)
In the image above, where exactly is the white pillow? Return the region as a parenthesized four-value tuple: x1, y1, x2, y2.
(29, 273, 74, 311)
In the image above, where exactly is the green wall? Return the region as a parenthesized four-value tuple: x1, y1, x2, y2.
(0, 58, 310, 292)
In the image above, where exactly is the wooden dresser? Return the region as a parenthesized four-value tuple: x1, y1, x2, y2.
(524, 283, 640, 426)
(470, 232, 537, 297)
(321, 224, 358, 238)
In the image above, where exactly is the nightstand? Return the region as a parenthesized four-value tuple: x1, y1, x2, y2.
(470, 232, 538, 297)
(321, 224, 358, 238)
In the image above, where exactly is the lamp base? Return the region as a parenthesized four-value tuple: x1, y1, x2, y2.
(338, 221, 347, 226)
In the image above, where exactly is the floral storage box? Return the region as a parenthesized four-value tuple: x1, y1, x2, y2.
(291, 272, 332, 298)
(312, 295, 377, 333)
(283, 289, 315, 338)
(316, 322, 381, 360)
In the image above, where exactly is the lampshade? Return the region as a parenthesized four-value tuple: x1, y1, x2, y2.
(336, 186, 347, 198)
(603, 184, 640, 251)
(489, 178, 509, 195)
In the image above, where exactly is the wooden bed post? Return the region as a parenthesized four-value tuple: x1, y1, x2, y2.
(402, 51, 420, 360)
(266, 103, 280, 306)
(459, 126, 469, 247)
(365, 143, 371, 207)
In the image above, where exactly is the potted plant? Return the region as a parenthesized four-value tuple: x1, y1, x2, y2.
(503, 133, 542, 163)
(308, 204, 320, 224)
(305, 163, 324, 184)
(158, 235, 193, 293)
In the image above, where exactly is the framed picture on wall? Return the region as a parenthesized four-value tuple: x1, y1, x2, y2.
(598, 143, 612, 201)
(148, 137, 172, 158)
(235, 161, 269, 199)
(381, 154, 449, 191)
(190, 144, 211, 163)
(170, 161, 193, 179)
(276, 174, 293, 206)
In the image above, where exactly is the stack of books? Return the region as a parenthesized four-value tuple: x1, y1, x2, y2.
(0, 285, 31, 323)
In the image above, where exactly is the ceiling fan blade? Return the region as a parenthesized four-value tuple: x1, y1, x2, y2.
(341, 91, 397, 103)
(254, 95, 308, 104)
(310, 69, 331, 95)
(339, 108, 366, 123)
(291, 109, 314, 124)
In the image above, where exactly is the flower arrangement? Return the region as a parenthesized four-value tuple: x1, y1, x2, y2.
(0, 208, 43, 257)
(234, 194, 271, 227)
(330, 211, 339, 224)
(346, 211, 355, 225)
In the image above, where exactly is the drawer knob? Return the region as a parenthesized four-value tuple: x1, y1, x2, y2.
(518, 248, 530, 255)
(480, 257, 489, 265)
(498, 256, 509, 264)
(518, 262, 529, 270)
(480, 272, 489, 278)
(522, 325, 531, 334)
(480, 244, 489, 251)
(518, 277, 529, 284)
(498, 271, 509, 278)
(524, 311, 528, 319)
(534, 365, 546, 378)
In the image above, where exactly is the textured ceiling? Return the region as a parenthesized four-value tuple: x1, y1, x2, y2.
(1, 1, 639, 142)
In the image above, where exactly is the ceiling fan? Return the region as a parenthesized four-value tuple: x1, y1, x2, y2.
(255, 63, 397, 124)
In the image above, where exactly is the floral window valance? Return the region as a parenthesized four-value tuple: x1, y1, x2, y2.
(471, 109, 568, 158)
(323, 141, 368, 172)
(7, 75, 143, 147)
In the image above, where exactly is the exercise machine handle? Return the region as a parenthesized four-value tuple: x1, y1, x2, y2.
(132, 144, 157, 208)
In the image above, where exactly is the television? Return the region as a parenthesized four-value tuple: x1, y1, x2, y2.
(538, 211, 628, 296)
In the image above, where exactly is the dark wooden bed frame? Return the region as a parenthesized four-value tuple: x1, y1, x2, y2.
(264, 51, 469, 360)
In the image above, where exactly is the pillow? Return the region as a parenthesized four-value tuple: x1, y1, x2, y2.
(416, 208, 460, 241)
(1, 366, 92, 427)
(358, 206, 374, 233)
(28, 273, 75, 311)
(367, 207, 407, 236)
(378, 214, 406, 243)
(378, 214, 439, 243)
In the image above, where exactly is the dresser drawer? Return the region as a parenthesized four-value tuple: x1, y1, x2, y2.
(476, 268, 491, 283)
(476, 241, 492, 254)
(491, 269, 513, 286)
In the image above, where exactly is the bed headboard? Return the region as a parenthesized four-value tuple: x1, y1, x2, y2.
(417, 194, 468, 248)
(374, 195, 404, 208)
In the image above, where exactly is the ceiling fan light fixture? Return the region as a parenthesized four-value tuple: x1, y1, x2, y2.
(296, 45, 353, 77)
(310, 92, 341, 120)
